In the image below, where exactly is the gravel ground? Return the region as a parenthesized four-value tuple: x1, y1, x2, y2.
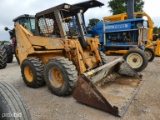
(0, 57, 160, 120)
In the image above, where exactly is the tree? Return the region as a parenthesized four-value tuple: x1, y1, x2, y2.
(153, 27, 158, 34)
(108, 0, 144, 15)
(153, 27, 160, 34)
(89, 18, 100, 26)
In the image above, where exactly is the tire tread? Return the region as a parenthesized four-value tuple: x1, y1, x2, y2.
(45, 57, 78, 96)
(0, 45, 7, 69)
(21, 57, 45, 88)
(0, 82, 31, 120)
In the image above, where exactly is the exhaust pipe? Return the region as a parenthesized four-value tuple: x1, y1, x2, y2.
(127, 0, 134, 19)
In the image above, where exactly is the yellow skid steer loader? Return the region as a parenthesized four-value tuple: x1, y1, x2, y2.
(14, 0, 143, 117)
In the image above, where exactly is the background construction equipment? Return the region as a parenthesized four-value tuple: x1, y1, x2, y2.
(5, 14, 35, 64)
(0, 44, 7, 69)
(0, 41, 13, 69)
(90, 0, 151, 72)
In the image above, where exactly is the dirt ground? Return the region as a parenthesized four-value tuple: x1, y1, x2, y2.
(0, 56, 160, 120)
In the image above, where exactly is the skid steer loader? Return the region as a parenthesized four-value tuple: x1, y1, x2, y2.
(14, 0, 143, 117)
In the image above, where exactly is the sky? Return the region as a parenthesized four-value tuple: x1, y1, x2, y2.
(0, 0, 160, 41)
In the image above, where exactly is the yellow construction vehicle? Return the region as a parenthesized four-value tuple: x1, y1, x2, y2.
(103, 12, 160, 58)
(14, 1, 143, 117)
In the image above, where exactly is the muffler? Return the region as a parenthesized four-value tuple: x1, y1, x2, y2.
(73, 57, 143, 117)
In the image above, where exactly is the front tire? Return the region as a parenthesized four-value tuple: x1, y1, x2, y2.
(21, 57, 45, 88)
(0, 81, 31, 120)
(144, 47, 155, 62)
(4, 44, 13, 63)
(44, 57, 78, 96)
(123, 49, 148, 72)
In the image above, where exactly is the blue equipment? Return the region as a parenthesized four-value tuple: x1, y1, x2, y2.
(91, 18, 148, 51)
(88, 0, 153, 72)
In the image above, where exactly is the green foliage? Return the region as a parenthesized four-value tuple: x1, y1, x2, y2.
(89, 18, 100, 26)
(108, 0, 144, 15)
(153, 27, 160, 34)
(0, 40, 10, 45)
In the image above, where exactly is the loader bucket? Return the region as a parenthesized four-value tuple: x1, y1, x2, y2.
(73, 57, 143, 117)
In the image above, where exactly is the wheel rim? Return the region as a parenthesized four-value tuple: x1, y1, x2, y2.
(24, 66, 33, 82)
(48, 68, 63, 88)
(145, 50, 152, 60)
(126, 53, 143, 69)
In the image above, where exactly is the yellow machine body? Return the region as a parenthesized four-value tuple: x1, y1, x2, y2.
(15, 23, 102, 74)
(14, 1, 144, 117)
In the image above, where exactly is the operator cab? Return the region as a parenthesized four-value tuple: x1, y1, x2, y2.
(13, 14, 35, 34)
(35, 0, 104, 48)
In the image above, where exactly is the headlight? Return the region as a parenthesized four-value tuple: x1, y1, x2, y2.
(64, 5, 70, 9)
(143, 21, 148, 27)
(136, 22, 143, 28)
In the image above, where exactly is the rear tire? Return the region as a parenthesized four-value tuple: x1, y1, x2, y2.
(21, 57, 45, 88)
(44, 57, 78, 96)
(4, 44, 13, 63)
(0, 45, 7, 69)
(123, 49, 148, 72)
(0, 81, 31, 120)
(144, 47, 155, 62)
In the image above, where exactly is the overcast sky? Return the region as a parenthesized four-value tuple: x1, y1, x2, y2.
(0, 0, 160, 41)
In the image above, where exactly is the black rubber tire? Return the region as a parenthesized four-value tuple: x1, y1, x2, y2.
(44, 57, 78, 96)
(123, 49, 148, 72)
(4, 45, 13, 63)
(0, 81, 31, 120)
(0, 45, 7, 69)
(99, 51, 107, 64)
(21, 57, 45, 88)
(144, 47, 155, 62)
(14, 41, 20, 64)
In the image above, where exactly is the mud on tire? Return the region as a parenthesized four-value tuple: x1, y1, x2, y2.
(44, 57, 78, 96)
(21, 57, 45, 88)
